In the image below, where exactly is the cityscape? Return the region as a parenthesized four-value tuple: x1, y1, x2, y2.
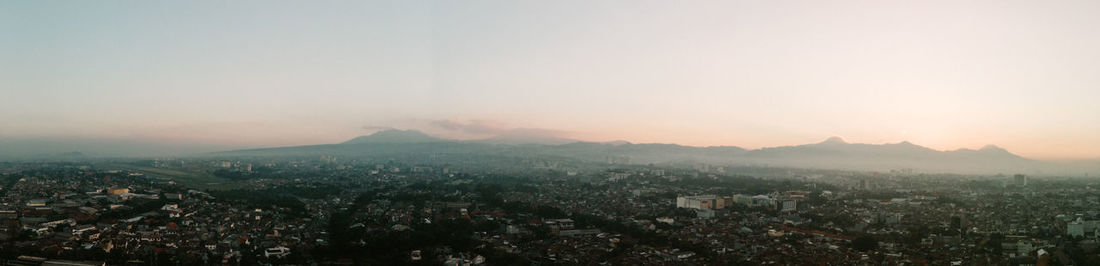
(2, 133, 1100, 265)
(4, 0, 1100, 265)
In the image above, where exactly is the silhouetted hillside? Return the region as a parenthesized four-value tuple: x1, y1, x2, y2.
(342, 129, 445, 144)
(213, 135, 1081, 175)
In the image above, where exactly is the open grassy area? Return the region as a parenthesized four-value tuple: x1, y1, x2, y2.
(109, 164, 244, 190)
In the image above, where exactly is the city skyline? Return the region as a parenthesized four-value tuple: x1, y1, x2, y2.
(3, 0, 1100, 159)
(4, 1, 1100, 264)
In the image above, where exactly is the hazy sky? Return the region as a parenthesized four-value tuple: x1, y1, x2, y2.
(2, 1, 1099, 159)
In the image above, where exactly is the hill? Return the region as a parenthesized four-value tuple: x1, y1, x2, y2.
(214, 134, 1077, 175)
(342, 129, 445, 144)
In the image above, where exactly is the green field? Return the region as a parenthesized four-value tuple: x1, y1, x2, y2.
(110, 164, 244, 190)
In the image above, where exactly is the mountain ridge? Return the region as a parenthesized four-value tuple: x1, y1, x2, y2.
(339, 130, 1019, 157)
(342, 129, 443, 144)
(209, 130, 1064, 175)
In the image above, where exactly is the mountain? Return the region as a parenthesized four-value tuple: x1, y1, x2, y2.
(602, 140, 632, 146)
(536, 142, 747, 163)
(475, 129, 577, 145)
(821, 136, 847, 144)
(744, 138, 1039, 174)
(342, 129, 445, 144)
(344, 129, 579, 146)
(749, 138, 940, 158)
(215, 135, 1082, 175)
(0, 137, 235, 160)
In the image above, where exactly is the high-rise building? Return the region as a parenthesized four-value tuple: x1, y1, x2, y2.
(608, 172, 630, 181)
(781, 200, 796, 212)
(676, 195, 723, 210)
(1068, 220, 1085, 237)
(1015, 174, 1028, 187)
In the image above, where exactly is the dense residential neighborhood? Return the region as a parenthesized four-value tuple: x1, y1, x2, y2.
(1, 157, 1098, 265)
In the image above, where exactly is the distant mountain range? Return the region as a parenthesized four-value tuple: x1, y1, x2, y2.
(342, 129, 577, 146)
(343, 129, 443, 144)
(214, 129, 1092, 175)
(0, 138, 235, 160)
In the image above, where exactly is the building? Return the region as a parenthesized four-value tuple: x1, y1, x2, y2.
(26, 199, 47, 207)
(781, 200, 797, 212)
(1014, 174, 1028, 187)
(71, 225, 96, 236)
(107, 188, 130, 195)
(732, 194, 753, 206)
(1068, 220, 1085, 237)
(265, 246, 290, 258)
(0, 210, 17, 219)
(544, 218, 575, 230)
(1067, 218, 1097, 237)
(608, 172, 630, 181)
(558, 229, 601, 237)
(676, 195, 726, 210)
(695, 209, 715, 218)
(750, 195, 776, 208)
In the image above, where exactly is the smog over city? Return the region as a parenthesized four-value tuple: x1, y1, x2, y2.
(2, 1, 1099, 265)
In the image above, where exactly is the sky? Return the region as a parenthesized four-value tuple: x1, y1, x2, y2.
(2, 0, 1099, 159)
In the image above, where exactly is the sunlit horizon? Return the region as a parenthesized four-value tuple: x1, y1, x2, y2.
(2, 0, 1099, 160)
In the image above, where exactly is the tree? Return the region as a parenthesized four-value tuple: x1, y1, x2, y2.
(852, 236, 879, 252)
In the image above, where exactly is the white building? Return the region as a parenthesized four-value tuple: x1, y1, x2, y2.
(751, 195, 776, 207)
(1067, 218, 1097, 237)
(1017, 241, 1033, 257)
(676, 195, 725, 210)
(781, 200, 797, 212)
(265, 246, 290, 258)
(608, 172, 630, 181)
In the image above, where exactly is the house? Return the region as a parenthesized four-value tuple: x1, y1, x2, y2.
(264, 246, 290, 258)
